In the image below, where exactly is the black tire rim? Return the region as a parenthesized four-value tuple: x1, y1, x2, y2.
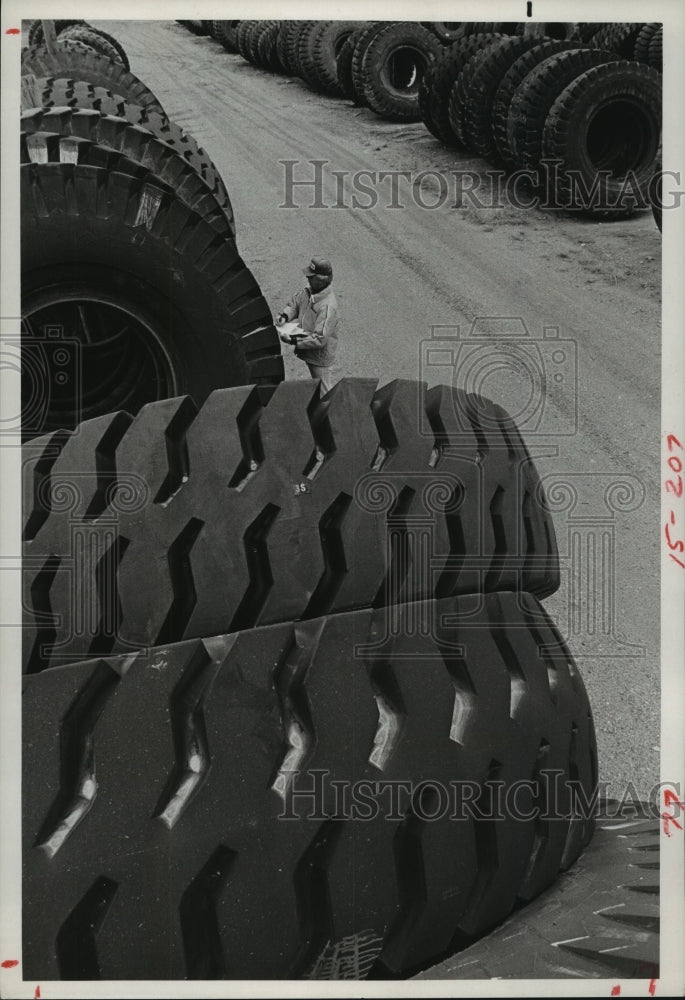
(584, 96, 660, 179)
(380, 44, 429, 96)
(22, 284, 178, 433)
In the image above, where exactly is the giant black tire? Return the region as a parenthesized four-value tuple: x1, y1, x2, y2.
(456, 35, 554, 160)
(276, 21, 297, 74)
(570, 23, 610, 43)
(541, 61, 662, 215)
(590, 23, 644, 58)
(633, 23, 661, 63)
(257, 21, 285, 72)
(235, 20, 258, 61)
(298, 21, 333, 90)
(21, 99, 234, 234)
(20, 164, 282, 445)
(507, 48, 618, 173)
(56, 25, 124, 67)
(22, 591, 596, 979)
(308, 20, 363, 96)
(350, 22, 386, 107)
(21, 41, 165, 115)
(421, 33, 502, 146)
(421, 22, 467, 44)
(215, 20, 241, 53)
(286, 21, 316, 79)
(359, 22, 442, 122)
(417, 810, 658, 980)
(491, 40, 583, 168)
(80, 27, 130, 70)
(336, 27, 364, 98)
(20, 111, 233, 237)
(647, 27, 662, 71)
(248, 21, 279, 67)
(28, 19, 86, 47)
(22, 377, 560, 672)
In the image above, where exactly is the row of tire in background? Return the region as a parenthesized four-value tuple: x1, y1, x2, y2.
(21, 19, 284, 437)
(179, 19, 663, 218)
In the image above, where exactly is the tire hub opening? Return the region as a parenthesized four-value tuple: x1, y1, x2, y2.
(585, 98, 658, 177)
(22, 291, 177, 438)
(381, 45, 427, 96)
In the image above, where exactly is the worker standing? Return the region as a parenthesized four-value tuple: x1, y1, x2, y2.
(276, 257, 339, 394)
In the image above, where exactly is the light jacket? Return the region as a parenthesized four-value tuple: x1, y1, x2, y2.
(282, 285, 339, 367)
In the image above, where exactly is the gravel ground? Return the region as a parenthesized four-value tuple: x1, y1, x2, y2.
(97, 19, 662, 799)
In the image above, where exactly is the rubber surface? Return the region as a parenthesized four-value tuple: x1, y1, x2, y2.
(22, 378, 560, 672)
(350, 22, 385, 107)
(57, 26, 123, 67)
(20, 107, 234, 236)
(309, 21, 362, 97)
(541, 61, 662, 214)
(360, 22, 442, 122)
(417, 809, 658, 980)
(21, 164, 282, 441)
(21, 40, 165, 115)
(506, 48, 617, 172)
(420, 33, 502, 146)
(456, 35, 552, 160)
(21, 97, 235, 233)
(22, 591, 596, 979)
(490, 39, 582, 167)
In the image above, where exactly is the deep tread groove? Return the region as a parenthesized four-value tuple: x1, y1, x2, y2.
(271, 621, 323, 800)
(442, 647, 477, 746)
(154, 397, 198, 505)
(228, 504, 280, 631)
(227, 387, 268, 491)
(488, 593, 528, 719)
(56, 876, 119, 979)
(25, 555, 61, 674)
(520, 740, 552, 885)
(35, 659, 121, 857)
(365, 658, 406, 771)
(155, 518, 204, 645)
(23, 429, 72, 541)
(83, 412, 132, 521)
(154, 641, 216, 829)
(484, 486, 507, 591)
(303, 493, 353, 619)
(180, 845, 237, 979)
(291, 819, 347, 977)
(460, 759, 503, 919)
(372, 486, 417, 608)
(88, 535, 130, 658)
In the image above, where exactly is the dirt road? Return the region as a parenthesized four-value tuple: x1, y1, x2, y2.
(98, 20, 662, 797)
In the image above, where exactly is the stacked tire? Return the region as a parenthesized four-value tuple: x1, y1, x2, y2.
(21, 22, 284, 440)
(22, 376, 597, 979)
(418, 24, 662, 217)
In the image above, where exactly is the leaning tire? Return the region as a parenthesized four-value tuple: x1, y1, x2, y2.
(235, 20, 258, 61)
(456, 35, 554, 160)
(421, 33, 502, 146)
(20, 109, 234, 237)
(360, 21, 442, 122)
(215, 20, 241, 53)
(336, 27, 363, 98)
(541, 61, 662, 215)
(22, 590, 596, 979)
(21, 41, 165, 115)
(22, 378, 560, 671)
(507, 47, 618, 172)
(350, 22, 385, 107)
(309, 20, 363, 96)
(28, 18, 86, 47)
(491, 39, 582, 167)
(590, 22, 644, 57)
(298, 21, 332, 90)
(20, 164, 282, 443)
(56, 25, 124, 67)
